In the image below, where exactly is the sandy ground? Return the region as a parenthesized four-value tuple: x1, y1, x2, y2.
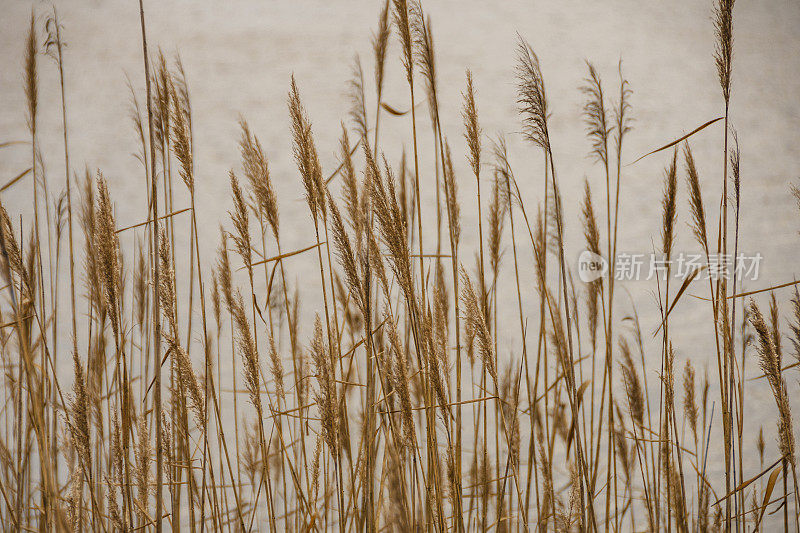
(2, 0, 800, 528)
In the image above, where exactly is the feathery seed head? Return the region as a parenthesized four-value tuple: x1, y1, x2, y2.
(714, 0, 735, 103)
(239, 119, 279, 239)
(289, 76, 326, 220)
(462, 70, 482, 179)
(516, 36, 550, 150)
(661, 148, 678, 259)
(581, 62, 610, 165)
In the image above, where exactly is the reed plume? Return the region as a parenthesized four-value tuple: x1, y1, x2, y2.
(749, 299, 795, 467)
(516, 37, 549, 150)
(311, 315, 337, 454)
(267, 333, 284, 401)
(231, 289, 261, 414)
(25, 12, 38, 136)
(581, 179, 601, 258)
(327, 191, 364, 315)
(339, 126, 363, 241)
(239, 120, 279, 239)
(0, 203, 24, 281)
(581, 62, 610, 166)
(461, 269, 495, 381)
(169, 75, 193, 191)
(349, 56, 369, 142)
(229, 171, 252, 272)
(392, 0, 413, 84)
(683, 360, 698, 443)
(619, 336, 644, 429)
(442, 141, 461, 246)
(714, 0, 735, 103)
(662, 149, 678, 259)
(487, 173, 506, 277)
(790, 287, 800, 364)
(373, 0, 390, 101)
(69, 350, 91, 474)
(411, 1, 438, 122)
(289, 76, 325, 220)
(684, 143, 708, 251)
(94, 171, 122, 336)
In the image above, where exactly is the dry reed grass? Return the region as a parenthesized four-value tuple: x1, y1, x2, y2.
(1, 0, 798, 531)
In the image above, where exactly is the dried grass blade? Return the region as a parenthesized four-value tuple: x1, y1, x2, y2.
(630, 116, 724, 164)
(249, 241, 325, 267)
(0, 141, 28, 149)
(115, 207, 192, 233)
(1, 167, 32, 192)
(712, 457, 782, 506)
(754, 466, 782, 529)
(654, 266, 705, 335)
(324, 138, 361, 185)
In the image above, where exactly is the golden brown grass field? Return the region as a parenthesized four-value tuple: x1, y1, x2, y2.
(1, 0, 800, 531)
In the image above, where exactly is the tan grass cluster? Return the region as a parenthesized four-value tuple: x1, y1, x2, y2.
(2, 0, 799, 531)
